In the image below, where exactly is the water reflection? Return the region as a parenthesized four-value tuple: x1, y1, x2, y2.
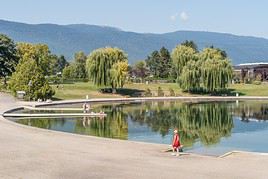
(232, 101, 268, 122)
(75, 105, 128, 139)
(14, 100, 268, 154)
(127, 101, 233, 147)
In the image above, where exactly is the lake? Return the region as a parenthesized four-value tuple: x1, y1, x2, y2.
(8, 100, 268, 156)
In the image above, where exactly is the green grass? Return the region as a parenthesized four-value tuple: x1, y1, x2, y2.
(51, 82, 268, 100)
(51, 82, 193, 100)
(52, 82, 120, 100)
(229, 83, 268, 96)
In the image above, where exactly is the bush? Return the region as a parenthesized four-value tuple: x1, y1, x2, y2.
(169, 88, 175, 96)
(157, 87, 164, 97)
(99, 88, 113, 93)
(144, 88, 152, 97)
(253, 81, 262, 85)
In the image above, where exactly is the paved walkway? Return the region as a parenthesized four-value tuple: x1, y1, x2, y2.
(0, 92, 17, 114)
(0, 92, 268, 179)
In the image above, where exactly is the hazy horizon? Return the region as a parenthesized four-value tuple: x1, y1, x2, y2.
(1, 18, 268, 40)
(1, 0, 268, 38)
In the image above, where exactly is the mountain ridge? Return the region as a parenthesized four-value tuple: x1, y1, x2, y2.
(1, 19, 268, 64)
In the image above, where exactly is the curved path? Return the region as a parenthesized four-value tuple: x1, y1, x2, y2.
(0, 92, 268, 179)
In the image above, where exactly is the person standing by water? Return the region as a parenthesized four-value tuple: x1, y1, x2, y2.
(83, 103, 91, 113)
(172, 129, 181, 156)
(83, 103, 88, 113)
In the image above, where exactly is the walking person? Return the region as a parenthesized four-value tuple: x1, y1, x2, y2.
(172, 129, 181, 156)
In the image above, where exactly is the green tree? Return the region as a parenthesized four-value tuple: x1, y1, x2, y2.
(57, 55, 69, 72)
(207, 45, 227, 58)
(62, 64, 75, 80)
(17, 43, 53, 76)
(61, 52, 87, 80)
(159, 47, 172, 78)
(181, 40, 198, 52)
(171, 45, 197, 80)
(73, 51, 87, 79)
(49, 55, 59, 75)
(130, 60, 148, 81)
(0, 34, 18, 85)
(50, 55, 69, 75)
(180, 60, 201, 92)
(110, 61, 129, 91)
(87, 47, 128, 87)
(75, 51, 87, 64)
(146, 50, 160, 77)
(145, 47, 172, 79)
(200, 48, 233, 93)
(9, 58, 54, 100)
(200, 47, 228, 60)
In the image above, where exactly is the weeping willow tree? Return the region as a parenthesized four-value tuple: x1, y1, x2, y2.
(171, 45, 197, 79)
(199, 47, 227, 60)
(87, 47, 128, 88)
(200, 48, 233, 93)
(179, 60, 201, 92)
(110, 61, 129, 91)
(171, 44, 233, 94)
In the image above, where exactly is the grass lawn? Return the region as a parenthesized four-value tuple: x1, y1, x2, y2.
(229, 83, 268, 96)
(52, 82, 121, 100)
(51, 82, 268, 100)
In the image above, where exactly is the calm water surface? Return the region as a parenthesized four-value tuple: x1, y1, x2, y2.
(8, 100, 268, 156)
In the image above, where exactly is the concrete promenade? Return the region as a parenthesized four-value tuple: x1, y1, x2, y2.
(0, 92, 268, 179)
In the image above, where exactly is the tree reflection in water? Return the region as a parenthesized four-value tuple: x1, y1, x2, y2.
(128, 101, 233, 147)
(16, 100, 268, 148)
(18, 117, 66, 129)
(232, 101, 268, 122)
(74, 104, 128, 140)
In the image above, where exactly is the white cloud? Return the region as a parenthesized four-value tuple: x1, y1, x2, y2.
(180, 11, 189, 21)
(170, 11, 189, 22)
(170, 13, 179, 21)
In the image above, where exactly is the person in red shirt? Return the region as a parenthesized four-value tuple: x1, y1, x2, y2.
(172, 129, 181, 156)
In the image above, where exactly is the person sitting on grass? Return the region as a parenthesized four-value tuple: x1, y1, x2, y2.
(172, 129, 182, 156)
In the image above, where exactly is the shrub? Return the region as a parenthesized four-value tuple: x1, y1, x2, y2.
(144, 88, 152, 97)
(99, 88, 113, 93)
(253, 81, 261, 85)
(157, 87, 164, 97)
(169, 88, 175, 96)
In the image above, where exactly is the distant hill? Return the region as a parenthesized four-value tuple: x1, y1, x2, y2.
(1, 19, 268, 64)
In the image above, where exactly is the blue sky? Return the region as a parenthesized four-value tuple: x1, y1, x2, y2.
(1, 0, 267, 38)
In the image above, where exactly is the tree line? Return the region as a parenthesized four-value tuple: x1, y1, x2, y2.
(0, 33, 233, 100)
(131, 41, 233, 93)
